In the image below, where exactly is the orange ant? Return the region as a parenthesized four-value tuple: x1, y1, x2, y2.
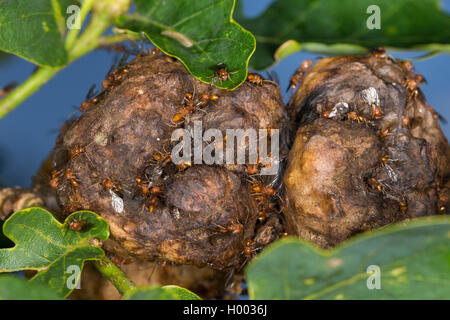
(177, 160, 192, 172)
(250, 180, 276, 197)
(246, 164, 259, 175)
(215, 220, 243, 234)
(150, 185, 163, 194)
(321, 110, 330, 119)
(68, 144, 95, 168)
(247, 73, 263, 86)
(80, 98, 99, 112)
(68, 216, 86, 231)
(405, 78, 420, 99)
(348, 111, 370, 125)
(49, 169, 60, 189)
(151, 150, 172, 165)
(368, 177, 382, 192)
(372, 106, 382, 119)
(65, 169, 79, 187)
(257, 208, 267, 223)
(147, 195, 160, 213)
(401, 116, 410, 128)
(171, 92, 212, 124)
(371, 47, 387, 58)
(151, 47, 162, 55)
(414, 73, 426, 84)
(380, 128, 391, 138)
(79, 84, 100, 112)
(244, 238, 255, 258)
(399, 199, 408, 214)
(103, 178, 121, 193)
(210, 63, 238, 85)
(199, 93, 219, 103)
(70, 145, 84, 159)
(135, 178, 150, 195)
(0, 82, 17, 99)
(287, 59, 313, 92)
(401, 60, 414, 72)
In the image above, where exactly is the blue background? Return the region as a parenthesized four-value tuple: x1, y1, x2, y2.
(0, 0, 449, 187)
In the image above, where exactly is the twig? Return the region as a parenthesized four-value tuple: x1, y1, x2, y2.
(93, 256, 135, 295)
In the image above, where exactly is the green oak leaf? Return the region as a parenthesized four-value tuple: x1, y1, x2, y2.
(0, 274, 62, 300)
(0, 0, 77, 66)
(116, 0, 255, 90)
(0, 207, 109, 298)
(123, 285, 201, 300)
(237, 0, 450, 69)
(246, 216, 450, 300)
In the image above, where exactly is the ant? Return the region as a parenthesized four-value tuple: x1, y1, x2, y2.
(405, 78, 420, 98)
(171, 93, 199, 124)
(401, 60, 414, 72)
(103, 179, 124, 193)
(246, 164, 259, 175)
(399, 199, 408, 214)
(380, 128, 391, 138)
(371, 47, 388, 59)
(348, 111, 370, 125)
(79, 84, 100, 112)
(68, 216, 86, 231)
(401, 116, 410, 128)
(177, 160, 192, 172)
(70, 145, 84, 159)
(247, 73, 263, 86)
(49, 169, 60, 189)
(210, 63, 237, 85)
(199, 93, 219, 103)
(215, 220, 243, 234)
(372, 106, 382, 119)
(426, 105, 447, 124)
(257, 208, 268, 223)
(250, 180, 276, 197)
(368, 177, 382, 192)
(151, 47, 162, 55)
(147, 194, 160, 213)
(102, 178, 128, 213)
(247, 73, 278, 87)
(287, 59, 313, 92)
(0, 82, 17, 99)
(65, 169, 79, 187)
(150, 185, 163, 195)
(244, 238, 255, 258)
(151, 150, 172, 165)
(135, 178, 150, 195)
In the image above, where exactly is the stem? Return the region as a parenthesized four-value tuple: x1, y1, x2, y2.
(0, 67, 60, 119)
(410, 50, 441, 61)
(65, 0, 95, 51)
(0, 9, 119, 120)
(98, 34, 130, 48)
(93, 256, 135, 295)
(69, 13, 114, 61)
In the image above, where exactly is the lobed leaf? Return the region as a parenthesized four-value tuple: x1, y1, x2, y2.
(0, 207, 109, 297)
(0, 0, 77, 66)
(116, 0, 255, 90)
(0, 274, 62, 300)
(246, 216, 450, 300)
(237, 0, 450, 69)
